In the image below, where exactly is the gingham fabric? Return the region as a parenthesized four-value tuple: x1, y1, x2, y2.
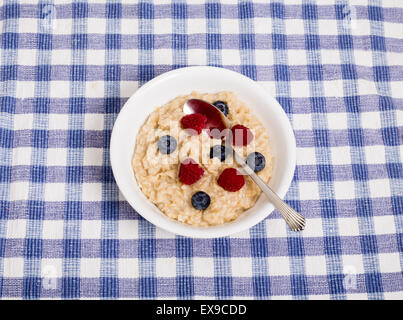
(0, 0, 402, 300)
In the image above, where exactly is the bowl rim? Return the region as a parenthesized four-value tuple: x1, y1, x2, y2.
(110, 66, 296, 238)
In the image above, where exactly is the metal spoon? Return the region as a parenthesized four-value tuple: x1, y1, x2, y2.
(184, 99, 305, 231)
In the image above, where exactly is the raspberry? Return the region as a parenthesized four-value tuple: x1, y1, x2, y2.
(217, 168, 245, 192)
(181, 113, 207, 135)
(231, 124, 254, 146)
(178, 158, 204, 185)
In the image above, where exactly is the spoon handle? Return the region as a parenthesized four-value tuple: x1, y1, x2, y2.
(232, 150, 305, 231)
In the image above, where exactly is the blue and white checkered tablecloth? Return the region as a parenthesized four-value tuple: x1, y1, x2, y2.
(0, 0, 402, 299)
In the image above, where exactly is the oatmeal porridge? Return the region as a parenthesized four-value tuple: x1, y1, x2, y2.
(132, 91, 273, 226)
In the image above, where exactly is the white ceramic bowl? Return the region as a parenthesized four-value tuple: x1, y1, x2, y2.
(110, 66, 296, 238)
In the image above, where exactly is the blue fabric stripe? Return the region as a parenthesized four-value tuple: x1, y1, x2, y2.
(237, 0, 270, 299)
(367, 0, 403, 270)
(137, 0, 157, 299)
(336, 0, 384, 299)
(22, 0, 54, 299)
(206, 1, 222, 67)
(100, 0, 121, 299)
(302, 0, 345, 299)
(172, 0, 194, 300)
(61, 0, 87, 299)
(213, 238, 232, 299)
(0, 0, 19, 298)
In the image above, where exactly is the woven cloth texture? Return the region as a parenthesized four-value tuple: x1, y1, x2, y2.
(0, 0, 402, 299)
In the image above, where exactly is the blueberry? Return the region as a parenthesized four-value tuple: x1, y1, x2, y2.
(157, 135, 177, 154)
(191, 191, 211, 210)
(210, 145, 229, 162)
(213, 101, 229, 117)
(246, 152, 266, 172)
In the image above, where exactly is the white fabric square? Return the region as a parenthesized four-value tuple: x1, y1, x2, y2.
(255, 49, 274, 66)
(346, 293, 370, 299)
(296, 147, 317, 166)
(87, 18, 107, 34)
(155, 258, 176, 277)
(301, 218, 323, 238)
(193, 258, 215, 277)
(386, 52, 403, 66)
(342, 254, 365, 274)
(9, 181, 29, 201)
(82, 183, 103, 201)
(19, 18, 38, 34)
(253, 17, 271, 34)
(369, 179, 391, 198)
(390, 81, 403, 99)
(287, 49, 307, 66)
(120, 81, 139, 98)
(320, 49, 341, 65)
(51, 50, 72, 66)
(309, 294, 331, 300)
(357, 79, 377, 95)
(81, 220, 102, 239)
(121, 18, 139, 35)
(384, 292, 403, 299)
(187, 19, 206, 34)
(373, 215, 396, 235)
(284, 18, 304, 35)
(118, 219, 139, 239)
(41, 258, 63, 280)
(317, 19, 338, 36)
(220, 19, 238, 34)
(52, 18, 73, 35)
(361, 112, 382, 129)
(327, 112, 348, 130)
(221, 49, 241, 65)
(84, 113, 104, 131)
(154, 19, 172, 34)
(6, 219, 27, 239)
(330, 146, 351, 165)
(85, 81, 105, 98)
(80, 258, 101, 278)
(305, 255, 327, 275)
(353, 50, 373, 67)
(155, 226, 176, 239)
(323, 80, 344, 98)
(47, 148, 67, 167)
(258, 81, 276, 96)
(13, 113, 33, 130)
(42, 220, 64, 239)
(44, 183, 66, 202)
(352, 18, 371, 37)
(231, 257, 252, 277)
(12, 147, 32, 166)
(48, 113, 69, 130)
(267, 256, 290, 276)
(153, 48, 173, 65)
(86, 49, 106, 65)
(3, 258, 24, 278)
(187, 49, 207, 65)
(293, 113, 312, 131)
(338, 217, 360, 237)
(16, 81, 35, 99)
(18, 49, 37, 66)
(83, 148, 103, 166)
(364, 145, 385, 164)
(290, 81, 311, 98)
(121, 49, 139, 65)
(334, 180, 356, 199)
(118, 258, 139, 278)
(298, 181, 320, 200)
